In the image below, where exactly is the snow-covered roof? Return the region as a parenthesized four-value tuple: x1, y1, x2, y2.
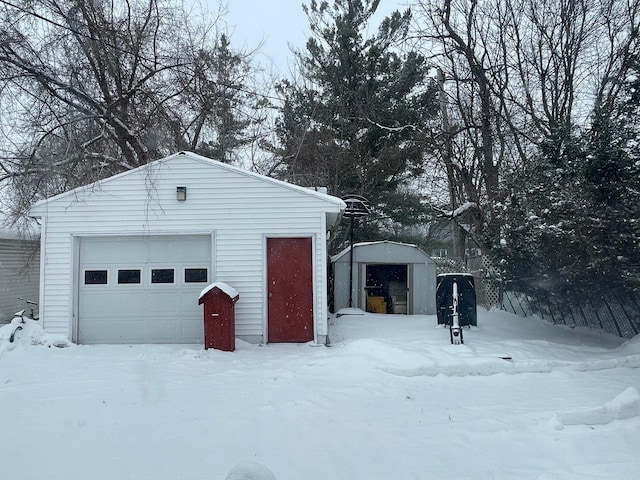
(442, 201, 478, 218)
(199, 282, 239, 300)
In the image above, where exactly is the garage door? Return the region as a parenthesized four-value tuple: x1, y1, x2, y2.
(78, 235, 211, 344)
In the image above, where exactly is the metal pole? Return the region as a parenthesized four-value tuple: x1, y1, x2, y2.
(341, 194, 370, 310)
(348, 216, 354, 307)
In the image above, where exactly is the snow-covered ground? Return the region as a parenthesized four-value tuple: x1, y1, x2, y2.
(1, 309, 639, 480)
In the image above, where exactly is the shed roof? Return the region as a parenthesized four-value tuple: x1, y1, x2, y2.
(331, 240, 434, 264)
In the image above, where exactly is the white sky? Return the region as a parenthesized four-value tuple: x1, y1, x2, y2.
(210, 0, 409, 76)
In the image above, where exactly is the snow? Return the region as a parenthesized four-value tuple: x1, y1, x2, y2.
(444, 201, 478, 218)
(0, 316, 70, 351)
(551, 387, 640, 429)
(1, 309, 639, 480)
(199, 281, 240, 300)
(226, 461, 277, 480)
(336, 307, 366, 316)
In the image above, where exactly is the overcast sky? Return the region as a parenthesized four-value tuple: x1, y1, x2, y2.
(211, 1, 408, 76)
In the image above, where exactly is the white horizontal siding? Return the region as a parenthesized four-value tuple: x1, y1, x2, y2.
(34, 154, 340, 342)
(38, 231, 73, 335)
(0, 239, 40, 322)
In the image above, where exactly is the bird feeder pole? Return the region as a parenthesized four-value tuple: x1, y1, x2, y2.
(342, 195, 371, 308)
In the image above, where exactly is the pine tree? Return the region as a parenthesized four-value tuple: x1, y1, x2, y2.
(496, 59, 640, 302)
(273, 0, 438, 247)
(578, 59, 640, 298)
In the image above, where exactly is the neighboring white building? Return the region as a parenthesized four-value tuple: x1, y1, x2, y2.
(29, 152, 345, 345)
(331, 241, 437, 315)
(0, 215, 40, 322)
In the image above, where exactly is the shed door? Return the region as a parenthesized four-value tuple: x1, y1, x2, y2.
(267, 237, 314, 343)
(364, 264, 409, 314)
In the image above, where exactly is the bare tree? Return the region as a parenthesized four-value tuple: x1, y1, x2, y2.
(413, 0, 640, 249)
(0, 0, 262, 218)
(414, 0, 504, 249)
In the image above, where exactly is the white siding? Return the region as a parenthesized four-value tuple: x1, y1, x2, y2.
(0, 239, 40, 322)
(31, 153, 342, 342)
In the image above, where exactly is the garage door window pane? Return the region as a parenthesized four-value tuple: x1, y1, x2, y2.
(118, 269, 141, 284)
(85, 270, 108, 285)
(152, 269, 174, 284)
(185, 268, 208, 283)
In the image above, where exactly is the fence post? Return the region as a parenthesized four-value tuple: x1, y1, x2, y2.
(628, 294, 640, 336)
(577, 304, 589, 328)
(566, 303, 578, 326)
(504, 290, 518, 315)
(602, 296, 624, 337)
(531, 295, 542, 320)
(614, 294, 639, 337)
(547, 298, 558, 324)
(518, 294, 530, 317)
(587, 296, 604, 330)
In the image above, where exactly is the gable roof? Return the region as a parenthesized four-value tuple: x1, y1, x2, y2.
(331, 240, 433, 263)
(30, 151, 346, 221)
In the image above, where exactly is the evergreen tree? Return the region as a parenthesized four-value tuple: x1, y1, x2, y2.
(577, 59, 640, 298)
(273, 0, 438, 248)
(496, 59, 640, 302)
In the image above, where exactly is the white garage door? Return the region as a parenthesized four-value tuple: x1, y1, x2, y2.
(78, 235, 211, 344)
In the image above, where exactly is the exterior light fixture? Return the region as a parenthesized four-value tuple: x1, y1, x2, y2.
(176, 186, 187, 201)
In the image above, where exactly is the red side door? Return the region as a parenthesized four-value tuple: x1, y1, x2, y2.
(267, 237, 314, 343)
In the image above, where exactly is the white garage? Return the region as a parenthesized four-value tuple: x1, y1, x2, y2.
(29, 151, 344, 345)
(78, 235, 211, 344)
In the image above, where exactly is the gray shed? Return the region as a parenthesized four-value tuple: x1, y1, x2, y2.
(331, 241, 437, 315)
